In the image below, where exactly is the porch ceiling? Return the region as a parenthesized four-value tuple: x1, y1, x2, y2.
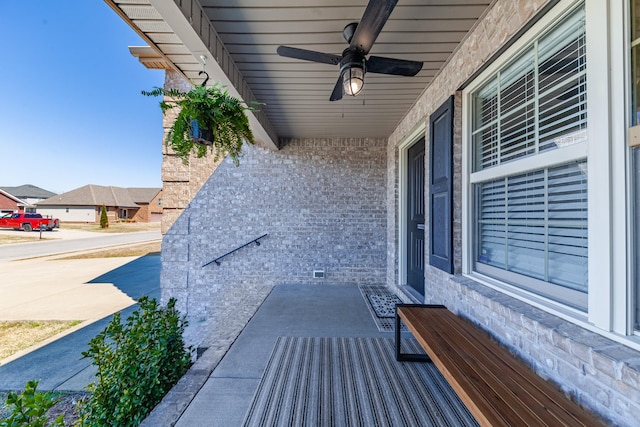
(108, 0, 493, 142)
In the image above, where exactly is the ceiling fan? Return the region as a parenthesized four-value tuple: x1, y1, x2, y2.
(276, 0, 423, 101)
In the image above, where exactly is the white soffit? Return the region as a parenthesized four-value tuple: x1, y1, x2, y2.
(107, 0, 494, 142)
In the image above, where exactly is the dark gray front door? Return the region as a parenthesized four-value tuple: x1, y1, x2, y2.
(407, 138, 425, 295)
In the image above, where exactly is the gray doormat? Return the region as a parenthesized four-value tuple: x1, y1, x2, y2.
(242, 337, 478, 427)
(359, 284, 406, 332)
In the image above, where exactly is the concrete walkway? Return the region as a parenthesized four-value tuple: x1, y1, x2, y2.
(143, 284, 390, 426)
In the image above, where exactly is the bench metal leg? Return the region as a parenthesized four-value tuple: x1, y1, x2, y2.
(395, 304, 432, 362)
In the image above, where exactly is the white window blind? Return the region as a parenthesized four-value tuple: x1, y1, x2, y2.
(471, 5, 588, 310)
(477, 162, 588, 293)
(472, 7, 587, 171)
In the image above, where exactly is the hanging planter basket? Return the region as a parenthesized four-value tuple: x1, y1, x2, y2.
(190, 119, 214, 146)
(143, 80, 260, 166)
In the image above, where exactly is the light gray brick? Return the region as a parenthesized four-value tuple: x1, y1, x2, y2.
(622, 359, 640, 389)
(613, 395, 640, 424)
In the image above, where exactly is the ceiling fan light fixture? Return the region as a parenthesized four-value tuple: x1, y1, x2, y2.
(342, 63, 365, 97)
(276, 0, 422, 102)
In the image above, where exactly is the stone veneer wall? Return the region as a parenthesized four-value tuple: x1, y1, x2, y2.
(161, 70, 223, 234)
(386, 0, 640, 425)
(162, 137, 387, 323)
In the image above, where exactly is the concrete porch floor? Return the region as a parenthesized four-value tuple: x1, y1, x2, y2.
(144, 284, 396, 426)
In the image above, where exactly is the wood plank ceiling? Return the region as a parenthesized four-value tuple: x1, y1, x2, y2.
(109, 0, 493, 142)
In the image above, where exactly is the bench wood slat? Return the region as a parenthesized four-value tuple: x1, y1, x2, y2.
(422, 309, 582, 426)
(430, 308, 594, 425)
(397, 306, 605, 427)
(400, 308, 535, 426)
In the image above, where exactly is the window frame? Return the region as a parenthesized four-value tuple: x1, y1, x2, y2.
(627, 0, 640, 335)
(473, 160, 589, 310)
(462, 0, 623, 331)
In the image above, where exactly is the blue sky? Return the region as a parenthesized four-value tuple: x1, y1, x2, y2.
(0, 1, 165, 193)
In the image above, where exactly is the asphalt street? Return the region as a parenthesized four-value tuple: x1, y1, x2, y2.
(0, 230, 161, 261)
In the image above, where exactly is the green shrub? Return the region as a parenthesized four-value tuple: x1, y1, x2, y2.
(99, 205, 108, 229)
(0, 380, 64, 427)
(77, 297, 191, 426)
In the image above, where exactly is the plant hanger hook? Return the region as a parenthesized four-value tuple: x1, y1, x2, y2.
(199, 70, 209, 87)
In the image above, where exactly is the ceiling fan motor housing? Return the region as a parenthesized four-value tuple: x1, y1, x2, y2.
(342, 22, 359, 44)
(340, 49, 366, 75)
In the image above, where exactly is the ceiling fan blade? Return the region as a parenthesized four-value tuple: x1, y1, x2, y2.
(367, 56, 423, 76)
(350, 0, 398, 55)
(277, 46, 341, 65)
(329, 75, 343, 101)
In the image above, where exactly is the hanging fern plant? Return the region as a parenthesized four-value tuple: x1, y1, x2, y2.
(143, 83, 259, 166)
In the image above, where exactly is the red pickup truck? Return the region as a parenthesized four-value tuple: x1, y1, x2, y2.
(0, 213, 60, 232)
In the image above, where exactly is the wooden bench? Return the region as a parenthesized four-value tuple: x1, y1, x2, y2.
(395, 304, 606, 427)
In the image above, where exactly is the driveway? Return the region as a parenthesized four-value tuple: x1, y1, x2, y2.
(0, 255, 161, 390)
(0, 229, 162, 390)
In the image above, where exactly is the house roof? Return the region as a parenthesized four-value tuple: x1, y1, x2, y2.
(37, 185, 160, 208)
(0, 188, 32, 208)
(108, 0, 493, 143)
(0, 184, 56, 200)
(127, 187, 162, 204)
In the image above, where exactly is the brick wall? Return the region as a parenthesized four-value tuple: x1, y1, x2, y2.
(0, 193, 19, 212)
(132, 204, 149, 222)
(149, 190, 163, 216)
(386, 0, 640, 424)
(161, 137, 387, 322)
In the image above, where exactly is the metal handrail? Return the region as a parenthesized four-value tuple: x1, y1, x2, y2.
(202, 233, 268, 267)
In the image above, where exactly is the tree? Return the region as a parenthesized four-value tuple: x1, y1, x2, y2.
(100, 205, 109, 229)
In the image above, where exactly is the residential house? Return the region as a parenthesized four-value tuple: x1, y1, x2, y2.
(37, 184, 162, 223)
(0, 184, 56, 213)
(109, 0, 640, 424)
(128, 187, 163, 223)
(0, 189, 31, 214)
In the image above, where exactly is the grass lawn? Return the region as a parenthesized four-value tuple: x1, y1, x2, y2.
(0, 235, 51, 245)
(61, 222, 160, 233)
(55, 241, 161, 259)
(0, 321, 82, 361)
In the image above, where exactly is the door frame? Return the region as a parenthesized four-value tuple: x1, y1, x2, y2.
(398, 123, 426, 289)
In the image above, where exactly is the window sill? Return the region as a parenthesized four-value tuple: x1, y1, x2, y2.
(456, 273, 640, 353)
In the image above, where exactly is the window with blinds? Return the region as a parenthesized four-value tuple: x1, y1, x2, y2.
(470, 5, 588, 310)
(472, 6, 587, 171)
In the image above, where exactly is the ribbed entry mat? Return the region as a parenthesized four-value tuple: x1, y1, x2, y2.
(242, 337, 478, 427)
